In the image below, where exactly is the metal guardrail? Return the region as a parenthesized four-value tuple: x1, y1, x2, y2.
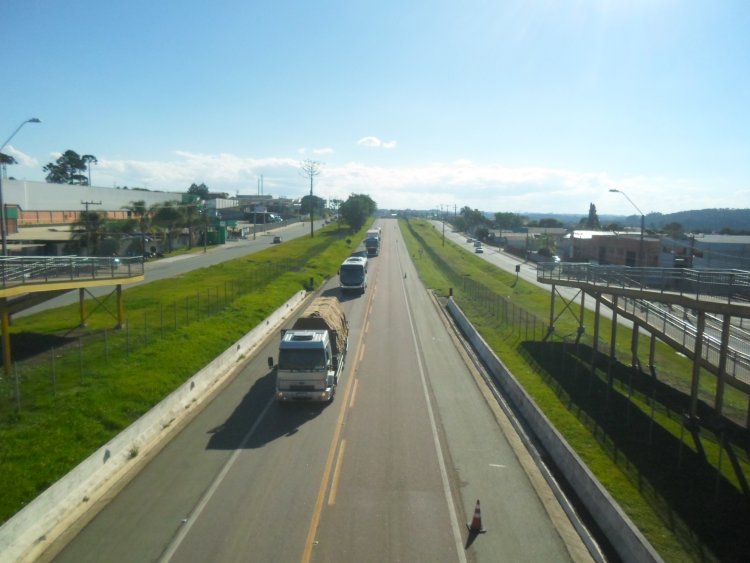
(0, 256, 145, 288)
(537, 263, 750, 305)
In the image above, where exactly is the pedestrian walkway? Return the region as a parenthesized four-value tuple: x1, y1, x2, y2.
(537, 263, 750, 422)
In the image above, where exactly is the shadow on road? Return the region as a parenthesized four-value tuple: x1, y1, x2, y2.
(205, 368, 329, 451)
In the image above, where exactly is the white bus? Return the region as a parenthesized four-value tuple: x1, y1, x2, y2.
(339, 256, 368, 294)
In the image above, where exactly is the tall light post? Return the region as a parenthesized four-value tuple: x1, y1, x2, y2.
(609, 188, 645, 267)
(0, 118, 41, 256)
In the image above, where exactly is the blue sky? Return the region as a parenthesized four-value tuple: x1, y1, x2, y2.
(2, 0, 749, 216)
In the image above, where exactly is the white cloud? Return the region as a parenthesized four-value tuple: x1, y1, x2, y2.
(357, 136, 397, 149)
(313, 147, 334, 155)
(2, 146, 39, 167)
(14, 149, 735, 214)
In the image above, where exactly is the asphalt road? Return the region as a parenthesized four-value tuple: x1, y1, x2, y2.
(47, 218, 592, 562)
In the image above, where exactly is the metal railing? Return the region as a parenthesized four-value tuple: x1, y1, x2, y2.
(537, 264, 750, 385)
(0, 255, 145, 288)
(538, 263, 750, 305)
(618, 297, 750, 384)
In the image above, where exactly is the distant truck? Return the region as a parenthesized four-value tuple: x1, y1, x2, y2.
(271, 297, 348, 403)
(339, 256, 368, 293)
(364, 236, 380, 257)
(365, 227, 381, 257)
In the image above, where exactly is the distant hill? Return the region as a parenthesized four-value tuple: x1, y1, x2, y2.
(524, 209, 750, 233)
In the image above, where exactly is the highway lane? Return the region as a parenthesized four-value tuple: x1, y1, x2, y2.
(49, 218, 592, 562)
(310, 220, 589, 562)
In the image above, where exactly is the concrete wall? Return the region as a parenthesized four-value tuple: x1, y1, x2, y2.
(0, 290, 308, 562)
(446, 297, 663, 563)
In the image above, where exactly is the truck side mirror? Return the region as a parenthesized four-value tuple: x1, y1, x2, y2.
(267, 357, 274, 369)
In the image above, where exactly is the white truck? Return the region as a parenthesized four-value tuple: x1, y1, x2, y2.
(270, 297, 348, 403)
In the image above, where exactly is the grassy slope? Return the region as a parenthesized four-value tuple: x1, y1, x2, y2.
(0, 224, 368, 524)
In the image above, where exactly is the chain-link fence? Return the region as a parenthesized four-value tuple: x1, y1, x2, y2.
(0, 261, 306, 417)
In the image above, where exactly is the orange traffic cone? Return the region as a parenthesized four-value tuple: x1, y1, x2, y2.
(467, 499, 486, 533)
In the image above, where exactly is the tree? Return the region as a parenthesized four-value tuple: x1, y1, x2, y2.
(300, 194, 326, 216)
(81, 154, 98, 185)
(43, 150, 97, 185)
(72, 210, 107, 255)
(583, 203, 600, 230)
(538, 218, 564, 228)
(339, 194, 377, 231)
(122, 200, 151, 255)
(458, 207, 491, 234)
(494, 212, 526, 230)
(603, 221, 624, 232)
(187, 183, 209, 200)
(0, 152, 18, 180)
(151, 202, 184, 252)
(300, 160, 321, 237)
(663, 222, 684, 238)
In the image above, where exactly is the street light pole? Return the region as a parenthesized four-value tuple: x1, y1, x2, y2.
(610, 188, 645, 267)
(0, 118, 41, 256)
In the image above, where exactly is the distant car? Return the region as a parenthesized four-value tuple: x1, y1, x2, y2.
(466, 238, 473, 243)
(552, 255, 561, 263)
(475, 246, 484, 254)
(272, 236, 281, 244)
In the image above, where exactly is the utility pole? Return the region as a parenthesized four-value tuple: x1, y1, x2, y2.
(81, 200, 102, 213)
(300, 160, 320, 238)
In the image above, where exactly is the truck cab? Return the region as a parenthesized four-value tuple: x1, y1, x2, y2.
(275, 330, 337, 402)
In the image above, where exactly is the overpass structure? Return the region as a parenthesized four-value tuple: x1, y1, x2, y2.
(0, 256, 145, 374)
(536, 264, 750, 426)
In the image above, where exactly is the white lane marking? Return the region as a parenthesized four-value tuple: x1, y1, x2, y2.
(489, 464, 507, 469)
(400, 273, 468, 563)
(159, 397, 275, 562)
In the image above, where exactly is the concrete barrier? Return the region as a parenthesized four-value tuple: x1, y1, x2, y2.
(446, 297, 663, 563)
(0, 290, 308, 562)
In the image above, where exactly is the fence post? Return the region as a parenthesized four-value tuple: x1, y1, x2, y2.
(51, 351, 57, 397)
(14, 362, 21, 412)
(78, 336, 83, 384)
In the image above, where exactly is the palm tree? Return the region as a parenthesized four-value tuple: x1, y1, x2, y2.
(122, 200, 151, 256)
(72, 210, 107, 255)
(151, 201, 184, 253)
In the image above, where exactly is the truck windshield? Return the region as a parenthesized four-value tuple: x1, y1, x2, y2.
(278, 349, 326, 371)
(340, 265, 364, 285)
